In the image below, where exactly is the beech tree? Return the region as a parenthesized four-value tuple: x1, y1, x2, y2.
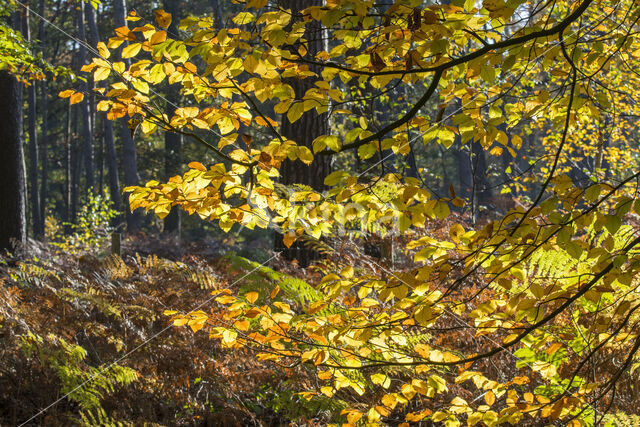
(69, 0, 640, 424)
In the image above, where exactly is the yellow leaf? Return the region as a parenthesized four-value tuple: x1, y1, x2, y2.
(449, 223, 464, 243)
(318, 370, 332, 380)
(97, 41, 110, 59)
(58, 89, 75, 98)
(121, 42, 142, 58)
(222, 329, 237, 345)
(381, 394, 398, 409)
(173, 317, 188, 327)
(126, 11, 141, 21)
(484, 390, 495, 405)
(93, 66, 111, 82)
(286, 101, 304, 123)
(371, 373, 391, 389)
(234, 319, 250, 331)
(245, 291, 259, 304)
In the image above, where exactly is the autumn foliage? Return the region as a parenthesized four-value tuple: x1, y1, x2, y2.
(21, 0, 640, 424)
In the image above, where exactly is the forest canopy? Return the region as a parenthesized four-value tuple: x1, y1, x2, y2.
(2, 0, 640, 425)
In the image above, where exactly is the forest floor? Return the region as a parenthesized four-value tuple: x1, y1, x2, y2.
(1, 231, 638, 426)
(0, 231, 399, 426)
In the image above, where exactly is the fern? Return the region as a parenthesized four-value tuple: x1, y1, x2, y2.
(228, 254, 324, 308)
(78, 407, 130, 427)
(20, 332, 138, 415)
(10, 261, 60, 288)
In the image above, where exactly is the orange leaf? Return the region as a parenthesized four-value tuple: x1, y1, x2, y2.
(270, 285, 280, 299)
(512, 376, 530, 385)
(283, 232, 296, 248)
(58, 89, 75, 98)
(155, 9, 172, 28)
(234, 319, 250, 331)
(114, 26, 136, 41)
(150, 30, 167, 45)
(188, 161, 207, 171)
(69, 92, 85, 105)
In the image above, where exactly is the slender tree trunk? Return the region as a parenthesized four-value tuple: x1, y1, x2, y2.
(85, 3, 100, 193)
(275, 0, 331, 267)
(38, 0, 48, 229)
(162, 0, 183, 235)
(86, 3, 121, 217)
(471, 139, 490, 220)
(0, 12, 27, 251)
(113, 0, 141, 232)
(71, 103, 80, 224)
(77, 1, 94, 192)
(64, 101, 72, 225)
(24, 4, 43, 237)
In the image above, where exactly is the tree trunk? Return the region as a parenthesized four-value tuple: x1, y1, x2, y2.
(71, 102, 80, 224)
(64, 101, 72, 225)
(86, 3, 121, 218)
(77, 1, 94, 192)
(113, 0, 141, 232)
(0, 12, 27, 251)
(211, 0, 224, 29)
(471, 139, 490, 219)
(24, 4, 43, 237)
(274, 0, 331, 267)
(38, 0, 48, 229)
(162, 0, 183, 235)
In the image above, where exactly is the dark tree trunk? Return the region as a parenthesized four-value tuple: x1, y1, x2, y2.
(456, 145, 472, 200)
(0, 13, 27, 251)
(24, 4, 43, 237)
(274, 0, 331, 267)
(86, 3, 121, 219)
(114, 0, 142, 232)
(162, 0, 183, 235)
(71, 103, 80, 224)
(38, 0, 48, 229)
(39, 80, 48, 224)
(64, 101, 72, 225)
(471, 139, 491, 209)
(211, 0, 224, 29)
(77, 1, 94, 192)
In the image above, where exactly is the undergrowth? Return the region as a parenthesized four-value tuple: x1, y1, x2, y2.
(0, 235, 330, 425)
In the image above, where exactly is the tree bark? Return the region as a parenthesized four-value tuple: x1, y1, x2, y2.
(86, 3, 121, 217)
(77, 1, 95, 192)
(211, 0, 224, 29)
(0, 12, 27, 251)
(64, 101, 72, 225)
(38, 0, 48, 229)
(70, 100, 81, 224)
(24, 4, 43, 237)
(113, 0, 142, 232)
(274, 0, 331, 267)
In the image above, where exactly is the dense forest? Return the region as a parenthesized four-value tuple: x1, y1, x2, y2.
(1, 0, 640, 425)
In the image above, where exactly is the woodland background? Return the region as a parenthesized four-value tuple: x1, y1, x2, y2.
(1, 0, 640, 426)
